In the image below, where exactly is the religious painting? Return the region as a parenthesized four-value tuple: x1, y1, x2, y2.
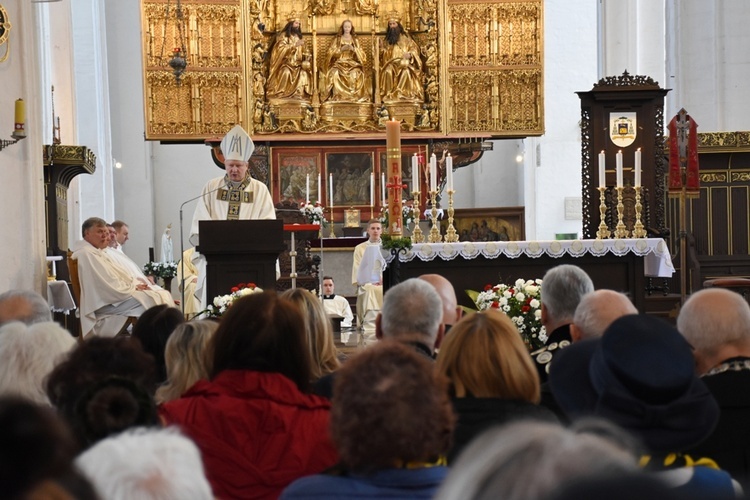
(451, 207, 525, 242)
(272, 150, 322, 204)
(325, 152, 375, 207)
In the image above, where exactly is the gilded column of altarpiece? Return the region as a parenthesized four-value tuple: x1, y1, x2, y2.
(141, 0, 543, 140)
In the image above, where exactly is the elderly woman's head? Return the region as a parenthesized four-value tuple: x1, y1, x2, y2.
(210, 292, 312, 392)
(332, 341, 454, 473)
(436, 310, 540, 401)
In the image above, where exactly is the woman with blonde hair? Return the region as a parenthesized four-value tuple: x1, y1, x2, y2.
(281, 288, 341, 381)
(155, 320, 218, 404)
(436, 310, 557, 462)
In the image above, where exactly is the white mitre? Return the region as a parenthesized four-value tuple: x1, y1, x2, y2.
(221, 124, 254, 162)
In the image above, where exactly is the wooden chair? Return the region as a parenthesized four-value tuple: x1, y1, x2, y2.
(67, 250, 136, 339)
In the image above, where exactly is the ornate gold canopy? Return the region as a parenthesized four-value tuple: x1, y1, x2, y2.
(141, 0, 544, 140)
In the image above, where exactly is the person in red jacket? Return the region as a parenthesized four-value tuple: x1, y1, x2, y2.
(160, 292, 338, 499)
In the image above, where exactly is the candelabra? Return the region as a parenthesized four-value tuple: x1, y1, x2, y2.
(411, 191, 425, 243)
(632, 186, 647, 238)
(0, 131, 26, 152)
(444, 190, 458, 242)
(328, 207, 336, 238)
(614, 186, 630, 239)
(595, 187, 611, 240)
(428, 190, 442, 243)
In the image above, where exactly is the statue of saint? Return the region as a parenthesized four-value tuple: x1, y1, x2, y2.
(379, 12, 424, 103)
(321, 20, 371, 103)
(267, 13, 312, 101)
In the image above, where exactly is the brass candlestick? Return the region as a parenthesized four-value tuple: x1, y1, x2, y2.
(632, 186, 647, 238)
(614, 186, 630, 239)
(428, 190, 442, 243)
(328, 207, 336, 238)
(411, 191, 425, 243)
(444, 190, 459, 242)
(596, 187, 610, 240)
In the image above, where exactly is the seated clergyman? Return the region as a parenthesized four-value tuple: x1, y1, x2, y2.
(71, 217, 175, 338)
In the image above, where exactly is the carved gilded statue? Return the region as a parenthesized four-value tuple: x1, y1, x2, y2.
(267, 13, 312, 101)
(354, 0, 378, 15)
(320, 20, 371, 103)
(379, 12, 424, 103)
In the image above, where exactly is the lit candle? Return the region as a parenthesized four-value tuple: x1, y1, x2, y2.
(446, 153, 453, 191)
(429, 153, 437, 192)
(329, 173, 334, 207)
(381, 172, 386, 206)
(412, 153, 419, 192)
(634, 148, 642, 187)
(317, 173, 321, 203)
(370, 172, 374, 207)
(598, 150, 606, 189)
(305, 174, 310, 204)
(14, 99, 26, 137)
(616, 150, 623, 188)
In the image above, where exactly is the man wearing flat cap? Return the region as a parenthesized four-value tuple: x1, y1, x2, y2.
(189, 125, 276, 309)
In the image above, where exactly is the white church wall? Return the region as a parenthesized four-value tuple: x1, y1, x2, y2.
(69, 0, 115, 239)
(105, 0, 156, 267)
(0, 1, 48, 292)
(531, 0, 598, 240)
(665, 1, 750, 131)
(453, 140, 521, 210)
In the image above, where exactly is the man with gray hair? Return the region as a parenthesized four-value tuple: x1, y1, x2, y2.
(0, 290, 52, 327)
(570, 290, 637, 341)
(533, 264, 594, 380)
(678, 288, 750, 482)
(375, 278, 445, 357)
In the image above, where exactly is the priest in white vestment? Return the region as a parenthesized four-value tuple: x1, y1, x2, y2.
(190, 125, 277, 310)
(352, 219, 385, 339)
(72, 217, 175, 338)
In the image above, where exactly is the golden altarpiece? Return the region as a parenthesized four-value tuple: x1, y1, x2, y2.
(141, 0, 543, 140)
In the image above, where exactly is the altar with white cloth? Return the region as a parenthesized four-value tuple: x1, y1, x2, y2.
(383, 238, 674, 312)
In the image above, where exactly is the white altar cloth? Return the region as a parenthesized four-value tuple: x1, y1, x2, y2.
(384, 238, 674, 278)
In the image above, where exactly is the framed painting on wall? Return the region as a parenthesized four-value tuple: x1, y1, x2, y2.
(451, 207, 526, 242)
(325, 152, 375, 208)
(272, 149, 322, 204)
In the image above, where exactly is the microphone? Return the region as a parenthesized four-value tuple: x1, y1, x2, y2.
(178, 180, 229, 315)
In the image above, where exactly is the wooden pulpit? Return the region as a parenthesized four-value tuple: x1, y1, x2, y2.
(198, 220, 284, 300)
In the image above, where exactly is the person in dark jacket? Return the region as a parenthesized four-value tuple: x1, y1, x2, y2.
(678, 288, 750, 485)
(436, 310, 558, 462)
(282, 341, 455, 499)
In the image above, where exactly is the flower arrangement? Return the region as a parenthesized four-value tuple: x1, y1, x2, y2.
(300, 202, 328, 226)
(466, 278, 546, 350)
(205, 282, 263, 318)
(380, 204, 418, 230)
(143, 261, 178, 279)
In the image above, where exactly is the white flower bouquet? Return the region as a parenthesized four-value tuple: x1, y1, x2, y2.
(468, 278, 546, 350)
(205, 282, 263, 318)
(299, 202, 328, 226)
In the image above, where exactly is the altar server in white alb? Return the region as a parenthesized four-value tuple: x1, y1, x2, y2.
(189, 125, 277, 309)
(352, 219, 386, 339)
(321, 276, 354, 341)
(71, 217, 175, 338)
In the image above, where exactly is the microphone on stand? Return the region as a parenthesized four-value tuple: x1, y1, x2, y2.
(178, 181, 228, 315)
